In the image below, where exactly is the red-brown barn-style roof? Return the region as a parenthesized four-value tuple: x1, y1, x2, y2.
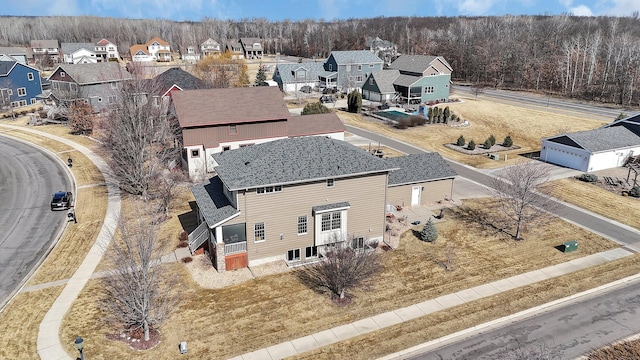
(288, 113, 345, 137)
(172, 87, 290, 128)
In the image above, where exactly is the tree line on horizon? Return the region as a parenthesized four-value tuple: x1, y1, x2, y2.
(1, 14, 639, 106)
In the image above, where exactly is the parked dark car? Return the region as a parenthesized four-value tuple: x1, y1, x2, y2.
(51, 191, 73, 211)
(299, 86, 313, 93)
(322, 87, 338, 94)
(378, 103, 390, 110)
(320, 95, 336, 103)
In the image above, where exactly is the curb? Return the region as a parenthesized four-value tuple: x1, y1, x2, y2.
(380, 273, 640, 360)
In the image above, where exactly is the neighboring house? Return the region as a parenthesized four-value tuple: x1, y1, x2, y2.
(239, 38, 263, 59)
(272, 62, 325, 93)
(366, 36, 399, 66)
(323, 50, 384, 92)
(0, 47, 30, 64)
(0, 60, 43, 108)
(200, 38, 222, 57)
(384, 153, 457, 207)
(92, 38, 119, 60)
(179, 46, 200, 62)
(541, 113, 640, 172)
(149, 67, 206, 107)
(172, 86, 346, 180)
(47, 62, 132, 111)
(130, 37, 171, 62)
(188, 136, 457, 272)
(61, 43, 98, 64)
(361, 69, 399, 103)
(362, 55, 453, 104)
(225, 40, 244, 59)
(30, 39, 60, 66)
(129, 45, 152, 62)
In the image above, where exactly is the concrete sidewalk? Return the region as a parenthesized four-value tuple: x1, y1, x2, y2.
(0, 124, 122, 360)
(229, 247, 633, 360)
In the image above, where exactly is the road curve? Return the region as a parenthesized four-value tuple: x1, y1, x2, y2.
(0, 133, 72, 310)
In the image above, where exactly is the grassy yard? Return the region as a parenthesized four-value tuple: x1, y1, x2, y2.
(57, 196, 619, 359)
(339, 91, 608, 168)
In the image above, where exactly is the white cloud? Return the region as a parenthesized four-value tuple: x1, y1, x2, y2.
(569, 4, 594, 15)
(456, 0, 502, 15)
(597, 0, 640, 16)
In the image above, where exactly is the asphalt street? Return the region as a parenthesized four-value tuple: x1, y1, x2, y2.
(407, 277, 640, 360)
(0, 134, 71, 310)
(345, 125, 640, 248)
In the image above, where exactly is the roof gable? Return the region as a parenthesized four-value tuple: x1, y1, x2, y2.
(49, 62, 131, 84)
(146, 37, 169, 47)
(546, 126, 640, 153)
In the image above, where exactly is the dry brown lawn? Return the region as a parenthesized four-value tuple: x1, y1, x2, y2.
(340, 92, 608, 168)
(542, 178, 640, 230)
(56, 197, 619, 359)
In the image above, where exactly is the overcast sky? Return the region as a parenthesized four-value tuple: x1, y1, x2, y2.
(4, 0, 640, 21)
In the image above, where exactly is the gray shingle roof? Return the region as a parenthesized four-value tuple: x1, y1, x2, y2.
(390, 55, 452, 74)
(370, 69, 399, 93)
(329, 50, 383, 65)
(393, 73, 420, 87)
(273, 62, 325, 83)
(52, 62, 131, 84)
(312, 202, 351, 213)
(0, 61, 16, 76)
(213, 137, 396, 190)
(61, 43, 94, 54)
(153, 67, 205, 95)
(384, 153, 457, 186)
(549, 126, 640, 153)
(191, 177, 240, 228)
(288, 113, 345, 137)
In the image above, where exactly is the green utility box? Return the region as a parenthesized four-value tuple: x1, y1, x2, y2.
(562, 240, 578, 253)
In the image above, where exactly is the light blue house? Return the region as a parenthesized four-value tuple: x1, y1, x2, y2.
(362, 55, 453, 105)
(0, 60, 43, 108)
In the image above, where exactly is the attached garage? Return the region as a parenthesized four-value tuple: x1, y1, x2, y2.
(541, 123, 640, 172)
(384, 153, 457, 208)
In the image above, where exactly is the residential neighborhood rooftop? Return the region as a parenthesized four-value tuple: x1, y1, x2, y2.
(191, 176, 240, 228)
(547, 126, 640, 153)
(287, 113, 345, 137)
(152, 67, 206, 96)
(213, 136, 397, 191)
(390, 54, 452, 73)
(384, 153, 457, 186)
(50, 62, 131, 84)
(329, 50, 384, 64)
(171, 87, 291, 128)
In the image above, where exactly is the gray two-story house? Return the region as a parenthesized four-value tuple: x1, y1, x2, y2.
(323, 50, 384, 92)
(47, 62, 132, 111)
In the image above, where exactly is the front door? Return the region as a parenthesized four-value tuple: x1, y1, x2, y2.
(411, 186, 421, 206)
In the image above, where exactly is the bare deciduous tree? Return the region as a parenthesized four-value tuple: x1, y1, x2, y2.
(97, 78, 181, 198)
(152, 170, 189, 221)
(100, 212, 179, 342)
(67, 101, 95, 135)
(298, 239, 380, 304)
(470, 83, 486, 99)
(490, 161, 557, 240)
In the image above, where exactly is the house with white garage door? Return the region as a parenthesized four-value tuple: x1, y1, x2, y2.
(541, 113, 640, 172)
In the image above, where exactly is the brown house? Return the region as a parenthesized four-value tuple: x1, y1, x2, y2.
(171, 86, 345, 180)
(188, 137, 457, 272)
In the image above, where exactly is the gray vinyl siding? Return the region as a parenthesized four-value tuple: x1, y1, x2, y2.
(182, 119, 288, 147)
(387, 179, 454, 207)
(235, 173, 388, 262)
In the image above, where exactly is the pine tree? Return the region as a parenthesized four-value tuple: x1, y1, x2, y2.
(456, 135, 465, 146)
(484, 138, 492, 149)
(254, 63, 267, 86)
(427, 107, 433, 123)
(444, 106, 450, 122)
(489, 134, 496, 146)
(420, 218, 438, 242)
(468, 140, 476, 150)
(503, 135, 513, 147)
(347, 89, 362, 113)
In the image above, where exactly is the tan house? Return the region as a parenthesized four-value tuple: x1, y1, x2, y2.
(171, 86, 345, 180)
(189, 137, 457, 272)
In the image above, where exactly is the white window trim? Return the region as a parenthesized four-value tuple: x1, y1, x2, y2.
(254, 222, 266, 243)
(27, 73, 34, 81)
(297, 215, 308, 235)
(17, 87, 26, 97)
(326, 178, 335, 188)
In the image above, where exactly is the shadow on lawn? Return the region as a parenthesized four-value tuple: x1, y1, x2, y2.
(177, 201, 199, 233)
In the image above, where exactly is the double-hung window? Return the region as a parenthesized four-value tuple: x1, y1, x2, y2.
(254, 223, 265, 242)
(297, 216, 308, 235)
(321, 212, 341, 232)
